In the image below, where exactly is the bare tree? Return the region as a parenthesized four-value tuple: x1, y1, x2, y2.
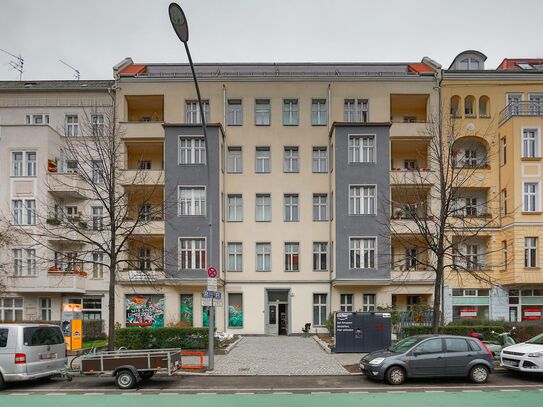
(18, 103, 167, 349)
(0, 221, 19, 295)
(388, 111, 501, 332)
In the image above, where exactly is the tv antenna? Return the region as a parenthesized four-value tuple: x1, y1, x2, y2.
(59, 59, 80, 80)
(0, 48, 24, 80)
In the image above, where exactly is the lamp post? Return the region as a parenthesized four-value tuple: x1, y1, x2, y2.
(168, 2, 215, 371)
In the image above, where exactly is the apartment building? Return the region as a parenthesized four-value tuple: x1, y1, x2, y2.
(0, 80, 113, 327)
(113, 58, 439, 334)
(442, 51, 543, 323)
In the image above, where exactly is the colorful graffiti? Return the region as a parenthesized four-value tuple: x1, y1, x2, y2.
(228, 305, 243, 327)
(125, 294, 164, 328)
(202, 306, 216, 328)
(180, 295, 193, 325)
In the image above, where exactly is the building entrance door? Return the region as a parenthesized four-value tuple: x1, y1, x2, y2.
(266, 289, 290, 336)
(279, 303, 288, 335)
(509, 306, 519, 322)
(268, 303, 279, 336)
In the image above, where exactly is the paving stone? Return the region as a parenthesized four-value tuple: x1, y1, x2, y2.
(210, 336, 349, 375)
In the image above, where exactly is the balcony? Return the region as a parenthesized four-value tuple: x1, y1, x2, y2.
(391, 268, 435, 284)
(390, 122, 428, 138)
(390, 168, 434, 185)
(121, 170, 164, 186)
(10, 270, 87, 293)
(389, 94, 429, 138)
(499, 101, 543, 125)
(47, 172, 87, 200)
(118, 269, 166, 283)
(120, 121, 164, 139)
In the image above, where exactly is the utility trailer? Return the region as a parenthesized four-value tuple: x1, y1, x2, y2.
(72, 348, 182, 389)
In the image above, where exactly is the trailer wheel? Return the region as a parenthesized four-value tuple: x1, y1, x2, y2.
(139, 371, 155, 380)
(115, 369, 137, 390)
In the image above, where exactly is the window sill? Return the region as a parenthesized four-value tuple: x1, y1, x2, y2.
(349, 214, 377, 217)
(524, 267, 541, 271)
(255, 220, 272, 223)
(226, 270, 243, 273)
(283, 171, 300, 174)
(256, 270, 271, 272)
(349, 268, 377, 271)
(313, 219, 329, 222)
(348, 162, 376, 165)
(283, 124, 300, 127)
(311, 124, 328, 127)
(226, 171, 243, 174)
(521, 157, 541, 161)
(312, 171, 329, 174)
(313, 270, 329, 272)
(255, 124, 271, 127)
(226, 220, 243, 223)
(283, 220, 300, 223)
(521, 212, 543, 215)
(284, 270, 300, 272)
(255, 172, 272, 174)
(227, 326, 243, 329)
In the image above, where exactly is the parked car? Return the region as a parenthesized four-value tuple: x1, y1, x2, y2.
(359, 334, 494, 385)
(500, 332, 543, 373)
(0, 324, 67, 389)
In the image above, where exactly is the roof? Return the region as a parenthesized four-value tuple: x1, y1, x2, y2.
(497, 58, 543, 71)
(116, 60, 437, 80)
(0, 80, 114, 92)
(448, 50, 488, 70)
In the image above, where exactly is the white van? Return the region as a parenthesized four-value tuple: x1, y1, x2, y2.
(0, 324, 67, 389)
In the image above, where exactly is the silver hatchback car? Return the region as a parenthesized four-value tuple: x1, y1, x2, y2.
(360, 334, 494, 385)
(0, 324, 67, 389)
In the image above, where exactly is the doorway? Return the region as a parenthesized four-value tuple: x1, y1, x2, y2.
(266, 289, 290, 336)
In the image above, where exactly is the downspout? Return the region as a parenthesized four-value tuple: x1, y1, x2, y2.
(222, 83, 227, 332)
(327, 83, 333, 332)
(436, 69, 444, 326)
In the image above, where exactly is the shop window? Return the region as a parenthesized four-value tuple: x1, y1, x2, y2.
(228, 293, 243, 328)
(180, 294, 193, 326)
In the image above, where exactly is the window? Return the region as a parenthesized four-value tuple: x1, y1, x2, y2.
(91, 160, 104, 183)
(91, 114, 104, 136)
(40, 298, 52, 320)
(340, 294, 354, 312)
(405, 248, 418, 269)
(180, 294, 194, 326)
(65, 115, 79, 136)
(465, 197, 478, 216)
(349, 185, 376, 215)
(256, 243, 271, 272)
(464, 96, 475, 117)
(284, 242, 299, 271)
(525, 237, 538, 268)
(450, 96, 461, 117)
(466, 245, 481, 270)
(349, 135, 375, 163)
(228, 293, 243, 327)
(227, 99, 243, 126)
(523, 182, 539, 212)
(284, 194, 299, 222)
(404, 160, 418, 170)
(312, 194, 328, 221)
(344, 99, 368, 122)
(501, 189, 508, 216)
(362, 294, 376, 312)
(458, 57, 480, 70)
(312, 147, 328, 173)
(255, 194, 271, 221)
(283, 147, 299, 172)
(227, 243, 243, 272)
(12, 199, 35, 225)
(12, 151, 36, 177)
(179, 137, 206, 164)
(26, 114, 49, 125)
(179, 238, 206, 270)
(82, 298, 102, 320)
(500, 137, 507, 165)
(13, 248, 36, 276)
(255, 147, 271, 173)
(255, 99, 271, 125)
(502, 240, 508, 270)
(185, 100, 209, 124)
(464, 149, 477, 167)
(313, 294, 327, 326)
(138, 160, 151, 170)
(226, 194, 243, 221)
(479, 96, 490, 117)
(522, 128, 539, 158)
(415, 338, 443, 354)
(445, 338, 470, 353)
(179, 187, 206, 216)
(0, 329, 7, 347)
(311, 99, 327, 125)
(138, 204, 151, 221)
(227, 147, 243, 173)
(137, 247, 151, 270)
(66, 160, 78, 173)
(92, 252, 104, 279)
(529, 94, 543, 115)
(282, 99, 299, 125)
(0, 298, 23, 321)
(350, 237, 376, 269)
(92, 206, 104, 230)
(313, 242, 328, 271)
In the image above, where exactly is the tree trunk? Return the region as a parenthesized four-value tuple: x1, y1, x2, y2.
(108, 259, 116, 351)
(432, 255, 444, 333)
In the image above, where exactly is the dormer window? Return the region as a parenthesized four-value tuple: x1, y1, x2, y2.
(449, 51, 487, 71)
(459, 58, 480, 70)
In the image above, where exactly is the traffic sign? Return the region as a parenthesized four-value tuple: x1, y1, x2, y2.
(213, 292, 221, 300)
(201, 298, 213, 306)
(207, 267, 217, 278)
(207, 278, 218, 292)
(202, 290, 212, 298)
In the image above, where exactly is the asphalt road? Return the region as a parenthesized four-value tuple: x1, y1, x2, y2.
(2, 371, 543, 394)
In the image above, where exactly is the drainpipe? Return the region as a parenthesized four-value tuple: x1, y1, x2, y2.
(327, 83, 333, 334)
(222, 83, 227, 333)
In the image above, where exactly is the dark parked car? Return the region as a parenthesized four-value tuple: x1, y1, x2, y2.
(359, 334, 493, 385)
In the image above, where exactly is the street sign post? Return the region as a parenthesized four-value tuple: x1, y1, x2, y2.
(207, 278, 218, 292)
(207, 267, 217, 278)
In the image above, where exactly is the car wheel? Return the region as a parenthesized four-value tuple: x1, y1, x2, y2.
(138, 371, 155, 380)
(385, 366, 406, 385)
(115, 370, 137, 390)
(469, 365, 489, 384)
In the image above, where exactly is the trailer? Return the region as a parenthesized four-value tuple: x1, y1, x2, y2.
(72, 348, 182, 389)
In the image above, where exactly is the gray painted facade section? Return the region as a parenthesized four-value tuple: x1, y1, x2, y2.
(490, 286, 509, 321)
(333, 124, 391, 282)
(164, 124, 222, 280)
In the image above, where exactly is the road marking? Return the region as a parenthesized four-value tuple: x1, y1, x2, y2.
(273, 392, 293, 394)
(45, 393, 67, 396)
(196, 392, 217, 395)
(83, 393, 105, 395)
(121, 393, 140, 395)
(349, 391, 369, 394)
(500, 389, 520, 392)
(425, 390, 445, 393)
(311, 392, 331, 394)
(462, 390, 483, 393)
(387, 391, 407, 393)
(159, 392, 178, 395)
(8, 393, 29, 396)
(235, 392, 255, 395)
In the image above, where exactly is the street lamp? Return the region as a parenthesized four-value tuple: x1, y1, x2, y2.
(169, 2, 215, 371)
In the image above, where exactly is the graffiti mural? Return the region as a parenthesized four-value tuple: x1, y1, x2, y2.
(228, 293, 243, 327)
(180, 294, 193, 325)
(125, 294, 165, 328)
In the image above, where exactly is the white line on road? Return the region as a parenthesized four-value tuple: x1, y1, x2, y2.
(121, 393, 140, 395)
(83, 393, 105, 395)
(462, 390, 483, 393)
(273, 392, 293, 394)
(8, 393, 29, 396)
(349, 391, 369, 394)
(235, 392, 255, 395)
(311, 392, 331, 395)
(45, 393, 67, 396)
(387, 391, 407, 393)
(425, 391, 445, 393)
(500, 389, 520, 392)
(196, 392, 217, 395)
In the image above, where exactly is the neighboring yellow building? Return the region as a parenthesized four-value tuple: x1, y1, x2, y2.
(442, 51, 543, 323)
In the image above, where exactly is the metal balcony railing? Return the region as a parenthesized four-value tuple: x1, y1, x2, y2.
(499, 101, 543, 125)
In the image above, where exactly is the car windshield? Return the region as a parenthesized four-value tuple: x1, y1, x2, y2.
(526, 333, 543, 345)
(388, 336, 423, 353)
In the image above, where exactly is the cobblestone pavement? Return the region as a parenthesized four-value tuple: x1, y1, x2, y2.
(211, 336, 349, 375)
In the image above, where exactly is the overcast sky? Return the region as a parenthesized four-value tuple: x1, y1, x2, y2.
(1, 0, 543, 80)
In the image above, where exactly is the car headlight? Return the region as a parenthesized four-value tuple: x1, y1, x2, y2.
(369, 357, 385, 365)
(527, 352, 543, 357)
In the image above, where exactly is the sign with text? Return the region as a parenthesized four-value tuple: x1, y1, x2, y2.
(207, 278, 218, 292)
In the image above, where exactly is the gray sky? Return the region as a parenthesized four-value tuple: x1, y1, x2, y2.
(1, 0, 543, 80)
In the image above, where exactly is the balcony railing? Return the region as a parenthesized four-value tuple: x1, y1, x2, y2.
(499, 101, 543, 125)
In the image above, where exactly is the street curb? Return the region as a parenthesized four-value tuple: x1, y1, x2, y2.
(313, 335, 332, 354)
(222, 336, 243, 354)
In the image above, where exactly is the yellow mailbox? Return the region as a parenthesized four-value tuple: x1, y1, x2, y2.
(62, 303, 82, 351)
